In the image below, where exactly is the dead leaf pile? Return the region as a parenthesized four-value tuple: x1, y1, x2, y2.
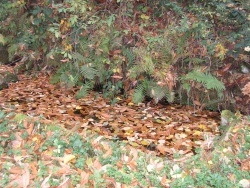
(0, 65, 249, 187)
(0, 65, 220, 157)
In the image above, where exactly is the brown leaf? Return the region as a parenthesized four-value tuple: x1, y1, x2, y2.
(9, 166, 23, 174)
(80, 171, 90, 186)
(93, 159, 102, 170)
(41, 174, 51, 188)
(22, 164, 30, 188)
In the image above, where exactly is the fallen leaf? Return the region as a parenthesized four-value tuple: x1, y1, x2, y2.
(22, 163, 30, 188)
(239, 179, 250, 188)
(63, 154, 76, 164)
(175, 133, 187, 139)
(41, 174, 52, 188)
(80, 171, 90, 186)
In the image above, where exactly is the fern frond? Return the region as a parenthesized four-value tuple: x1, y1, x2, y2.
(129, 47, 155, 79)
(75, 82, 93, 99)
(50, 63, 70, 84)
(100, 36, 110, 54)
(132, 79, 175, 104)
(182, 70, 225, 92)
(8, 43, 19, 58)
(148, 83, 175, 104)
(80, 63, 97, 80)
(132, 83, 146, 103)
(148, 85, 166, 104)
(122, 47, 135, 65)
(60, 73, 79, 88)
(166, 91, 175, 103)
(129, 65, 144, 79)
(204, 74, 225, 91)
(143, 55, 155, 74)
(72, 52, 85, 62)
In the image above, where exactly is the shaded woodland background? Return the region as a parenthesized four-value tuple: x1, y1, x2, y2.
(0, 1, 250, 187)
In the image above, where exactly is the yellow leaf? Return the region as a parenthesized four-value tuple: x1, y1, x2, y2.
(60, 19, 65, 24)
(32, 136, 39, 142)
(232, 127, 240, 133)
(193, 130, 201, 136)
(128, 102, 134, 106)
(158, 139, 165, 144)
(215, 43, 228, 59)
(198, 124, 207, 130)
(194, 141, 202, 145)
(155, 119, 164, 124)
(63, 154, 76, 164)
(75, 106, 82, 110)
(141, 139, 150, 146)
(175, 133, 187, 139)
(140, 14, 150, 20)
(147, 114, 153, 118)
(129, 142, 139, 147)
(208, 160, 213, 165)
(166, 135, 173, 139)
(112, 68, 120, 73)
(86, 158, 93, 166)
(125, 129, 133, 136)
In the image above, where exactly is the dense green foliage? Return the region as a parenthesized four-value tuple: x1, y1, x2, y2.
(0, 0, 249, 110)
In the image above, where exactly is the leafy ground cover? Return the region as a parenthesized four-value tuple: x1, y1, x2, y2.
(0, 65, 220, 157)
(0, 1, 250, 187)
(0, 65, 250, 187)
(0, 103, 249, 187)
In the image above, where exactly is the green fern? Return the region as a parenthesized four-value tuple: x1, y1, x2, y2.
(129, 49, 155, 79)
(133, 83, 146, 103)
(133, 80, 175, 104)
(181, 70, 225, 96)
(50, 63, 70, 84)
(148, 85, 167, 104)
(166, 91, 175, 103)
(72, 52, 86, 62)
(122, 47, 135, 66)
(50, 62, 80, 88)
(100, 36, 110, 54)
(80, 63, 97, 80)
(75, 82, 93, 99)
(148, 83, 175, 104)
(60, 73, 79, 88)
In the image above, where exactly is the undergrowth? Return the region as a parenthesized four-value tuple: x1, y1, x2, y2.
(0, 0, 249, 111)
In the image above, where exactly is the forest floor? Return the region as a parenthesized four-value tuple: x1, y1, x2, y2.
(0, 64, 250, 187)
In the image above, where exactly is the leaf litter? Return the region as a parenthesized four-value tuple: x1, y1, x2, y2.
(0, 65, 249, 187)
(0, 70, 220, 157)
